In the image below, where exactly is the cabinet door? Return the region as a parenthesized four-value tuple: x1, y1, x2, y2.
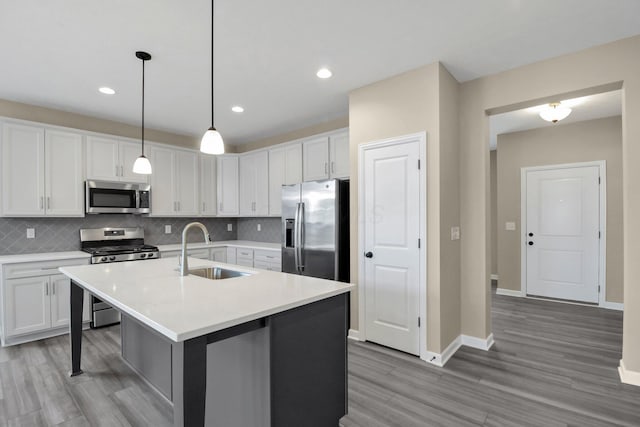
(1, 123, 45, 216)
(120, 141, 149, 183)
(239, 154, 255, 216)
(329, 131, 350, 179)
(217, 156, 239, 216)
(226, 247, 237, 264)
(4, 277, 51, 337)
(175, 150, 199, 216)
(45, 129, 84, 216)
(268, 147, 285, 216)
(86, 136, 120, 181)
(254, 151, 269, 216)
(200, 155, 217, 216)
(211, 247, 227, 262)
(284, 143, 303, 185)
(149, 146, 176, 216)
(50, 274, 71, 328)
(302, 136, 329, 181)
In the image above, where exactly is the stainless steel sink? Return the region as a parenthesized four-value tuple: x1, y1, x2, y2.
(189, 267, 253, 280)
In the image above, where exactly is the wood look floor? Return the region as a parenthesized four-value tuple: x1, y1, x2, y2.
(1, 288, 639, 426)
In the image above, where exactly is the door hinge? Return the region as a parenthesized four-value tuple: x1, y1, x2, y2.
(598, 176, 601, 184)
(598, 285, 601, 293)
(599, 231, 601, 239)
(418, 238, 421, 248)
(418, 159, 421, 170)
(418, 317, 421, 327)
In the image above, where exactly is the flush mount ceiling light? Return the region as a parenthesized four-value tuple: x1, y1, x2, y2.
(231, 105, 244, 113)
(539, 102, 572, 123)
(316, 68, 332, 79)
(200, 0, 225, 155)
(132, 51, 152, 175)
(98, 87, 116, 95)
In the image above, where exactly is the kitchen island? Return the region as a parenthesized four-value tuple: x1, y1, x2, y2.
(59, 257, 353, 427)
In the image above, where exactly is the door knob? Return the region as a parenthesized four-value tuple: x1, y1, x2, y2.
(528, 241, 534, 246)
(365, 251, 373, 258)
(528, 232, 534, 237)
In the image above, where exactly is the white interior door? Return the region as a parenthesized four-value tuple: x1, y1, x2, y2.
(363, 138, 421, 355)
(525, 165, 600, 303)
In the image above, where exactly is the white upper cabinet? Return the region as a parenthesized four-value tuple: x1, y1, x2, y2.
(329, 130, 350, 179)
(1, 122, 83, 217)
(239, 150, 269, 216)
(217, 155, 239, 216)
(200, 154, 217, 216)
(302, 130, 349, 182)
(148, 145, 199, 216)
(86, 136, 148, 183)
(268, 143, 302, 216)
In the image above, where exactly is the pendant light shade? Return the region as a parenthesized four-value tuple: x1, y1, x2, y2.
(200, 0, 225, 155)
(539, 102, 572, 123)
(134, 50, 152, 175)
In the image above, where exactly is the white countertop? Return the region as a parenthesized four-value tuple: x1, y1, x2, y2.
(60, 257, 353, 342)
(0, 251, 90, 265)
(157, 240, 280, 252)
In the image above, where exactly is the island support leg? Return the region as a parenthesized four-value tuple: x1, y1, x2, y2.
(69, 280, 84, 377)
(172, 335, 207, 427)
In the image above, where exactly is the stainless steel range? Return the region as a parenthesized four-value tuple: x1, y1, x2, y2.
(80, 227, 160, 327)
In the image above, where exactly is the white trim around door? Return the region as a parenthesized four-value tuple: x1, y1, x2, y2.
(357, 132, 428, 362)
(520, 161, 607, 307)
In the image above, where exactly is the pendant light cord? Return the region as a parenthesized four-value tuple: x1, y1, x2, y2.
(142, 57, 146, 155)
(211, 0, 215, 128)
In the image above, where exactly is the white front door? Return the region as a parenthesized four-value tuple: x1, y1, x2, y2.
(362, 138, 421, 355)
(525, 165, 600, 303)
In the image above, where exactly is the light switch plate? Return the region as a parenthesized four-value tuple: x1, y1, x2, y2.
(227, 223, 233, 232)
(164, 225, 171, 234)
(450, 226, 460, 241)
(505, 222, 516, 231)
(26, 228, 35, 239)
(257, 224, 261, 231)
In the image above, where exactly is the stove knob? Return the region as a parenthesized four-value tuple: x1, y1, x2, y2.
(100, 257, 108, 262)
(109, 256, 116, 261)
(140, 253, 147, 258)
(147, 253, 154, 258)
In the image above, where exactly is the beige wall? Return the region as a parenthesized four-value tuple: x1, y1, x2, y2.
(235, 116, 349, 153)
(0, 98, 199, 149)
(458, 35, 640, 374)
(349, 62, 461, 353)
(490, 151, 497, 275)
(496, 116, 623, 303)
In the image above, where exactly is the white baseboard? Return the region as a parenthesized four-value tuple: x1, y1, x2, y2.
(348, 329, 362, 341)
(496, 288, 524, 297)
(601, 301, 624, 311)
(424, 336, 461, 367)
(490, 274, 499, 281)
(461, 333, 495, 351)
(619, 359, 640, 386)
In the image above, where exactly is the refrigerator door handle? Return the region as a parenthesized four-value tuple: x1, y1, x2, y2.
(298, 202, 305, 272)
(294, 202, 301, 272)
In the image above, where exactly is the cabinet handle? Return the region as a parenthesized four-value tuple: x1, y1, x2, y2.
(47, 197, 51, 210)
(45, 282, 49, 296)
(219, 202, 223, 212)
(121, 165, 124, 176)
(40, 196, 44, 209)
(52, 282, 56, 295)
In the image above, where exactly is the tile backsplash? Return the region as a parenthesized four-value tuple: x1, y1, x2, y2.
(236, 218, 281, 243)
(0, 216, 238, 255)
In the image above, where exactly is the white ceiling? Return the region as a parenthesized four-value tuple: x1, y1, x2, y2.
(1, 1, 639, 146)
(489, 90, 623, 150)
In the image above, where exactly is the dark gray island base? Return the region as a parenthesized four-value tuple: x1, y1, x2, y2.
(69, 281, 349, 427)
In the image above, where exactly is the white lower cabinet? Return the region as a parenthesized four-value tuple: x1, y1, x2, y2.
(253, 249, 282, 272)
(160, 245, 280, 271)
(226, 247, 237, 264)
(211, 247, 227, 263)
(162, 248, 211, 261)
(1, 259, 91, 345)
(236, 248, 254, 267)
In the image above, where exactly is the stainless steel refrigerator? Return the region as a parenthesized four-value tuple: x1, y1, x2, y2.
(282, 179, 350, 282)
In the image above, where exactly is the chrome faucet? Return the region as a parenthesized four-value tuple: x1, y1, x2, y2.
(179, 222, 210, 276)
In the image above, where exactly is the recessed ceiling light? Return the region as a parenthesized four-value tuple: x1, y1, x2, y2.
(231, 105, 244, 113)
(316, 68, 332, 79)
(99, 87, 116, 95)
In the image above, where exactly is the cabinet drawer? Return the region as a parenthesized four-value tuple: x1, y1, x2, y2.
(254, 249, 281, 263)
(3, 258, 89, 279)
(236, 248, 254, 260)
(253, 259, 281, 272)
(236, 258, 254, 267)
(162, 249, 210, 260)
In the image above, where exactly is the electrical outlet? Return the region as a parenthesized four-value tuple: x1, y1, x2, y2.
(257, 224, 261, 231)
(505, 222, 516, 231)
(26, 228, 35, 239)
(450, 226, 460, 241)
(227, 223, 233, 232)
(164, 225, 172, 234)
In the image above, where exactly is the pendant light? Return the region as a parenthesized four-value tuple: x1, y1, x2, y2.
(539, 102, 572, 123)
(200, 0, 225, 154)
(133, 51, 153, 174)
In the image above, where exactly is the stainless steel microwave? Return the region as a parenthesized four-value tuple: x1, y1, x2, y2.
(85, 180, 151, 214)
